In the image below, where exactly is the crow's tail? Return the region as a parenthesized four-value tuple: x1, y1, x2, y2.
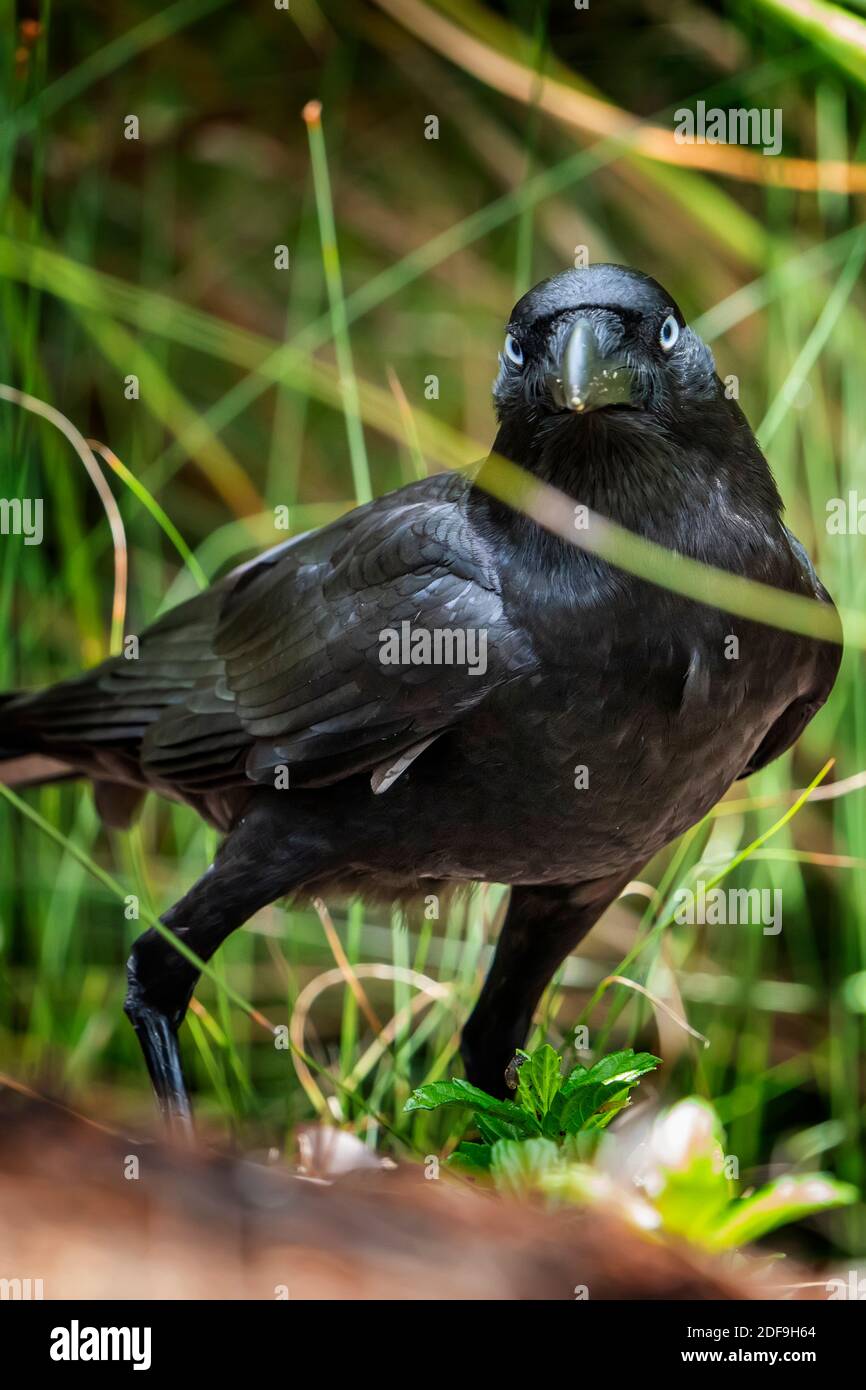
(0, 690, 28, 760)
(0, 691, 77, 788)
(0, 689, 35, 755)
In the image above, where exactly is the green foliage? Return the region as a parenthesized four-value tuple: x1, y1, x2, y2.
(405, 1043, 660, 1174)
(408, 1060, 856, 1249)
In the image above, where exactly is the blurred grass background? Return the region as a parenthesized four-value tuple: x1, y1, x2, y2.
(1, 0, 866, 1263)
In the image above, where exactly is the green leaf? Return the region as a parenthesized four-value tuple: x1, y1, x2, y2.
(541, 1094, 566, 1139)
(403, 1079, 541, 1134)
(707, 1174, 858, 1251)
(475, 1113, 524, 1145)
(514, 1042, 562, 1120)
(580, 1083, 637, 1132)
(585, 1049, 661, 1087)
(529, 1043, 563, 1115)
(403, 1079, 473, 1112)
(562, 1130, 599, 1164)
(560, 1049, 660, 1100)
(559, 1083, 605, 1134)
(539, 1163, 617, 1207)
(562, 1060, 588, 1089)
(490, 1137, 562, 1196)
(447, 1141, 493, 1173)
(557, 1050, 660, 1133)
(645, 1099, 732, 1241)
(515, 1058, 538, 1119)
(651, 1161, 732, 1242)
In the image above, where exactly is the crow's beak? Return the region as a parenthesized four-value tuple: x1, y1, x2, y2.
(548, 319, 635, 413)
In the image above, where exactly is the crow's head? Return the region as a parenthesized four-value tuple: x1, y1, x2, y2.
(493, 264, 718, 428)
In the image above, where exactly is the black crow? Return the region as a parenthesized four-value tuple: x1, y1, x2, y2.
(0, 264, 841, 1128)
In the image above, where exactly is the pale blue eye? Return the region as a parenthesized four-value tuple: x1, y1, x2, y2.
(504, 333, 524, 366)
(660, 315, 680, 351)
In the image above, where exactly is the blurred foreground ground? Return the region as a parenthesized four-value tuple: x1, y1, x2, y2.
(0, 1092, 820, 1301)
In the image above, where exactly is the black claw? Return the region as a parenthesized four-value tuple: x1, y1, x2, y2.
(126, 1002, 194, 1138)
(124, 943, 197, 1138)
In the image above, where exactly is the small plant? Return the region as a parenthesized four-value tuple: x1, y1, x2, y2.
(404, 1043, 661, 1183)
(542, 1096, 858, 1253)
(405, 1048, 857, 1251)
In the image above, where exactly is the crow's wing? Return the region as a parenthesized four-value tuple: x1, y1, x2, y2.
(139, 472, 532, 791)
(737, 528, 841, 779)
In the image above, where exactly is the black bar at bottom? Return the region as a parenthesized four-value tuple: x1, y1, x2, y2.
(1, 1296, 861, 1374)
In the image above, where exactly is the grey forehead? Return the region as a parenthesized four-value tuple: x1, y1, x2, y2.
(509, 264, 684, 327)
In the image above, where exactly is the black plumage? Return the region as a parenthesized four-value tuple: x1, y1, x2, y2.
(1, 264, 841, 1126)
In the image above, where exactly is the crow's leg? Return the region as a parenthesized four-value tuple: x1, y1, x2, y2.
(460, 875, 631, 1097)
(123, 795, 328, 1135)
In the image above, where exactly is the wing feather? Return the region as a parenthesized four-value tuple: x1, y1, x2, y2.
(14, 473, 533, 795)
